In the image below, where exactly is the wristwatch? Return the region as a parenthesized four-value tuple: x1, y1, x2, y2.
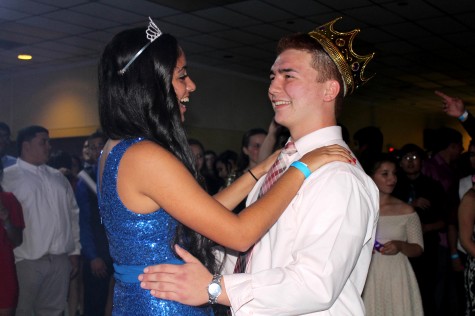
(207, 274, 222, 304)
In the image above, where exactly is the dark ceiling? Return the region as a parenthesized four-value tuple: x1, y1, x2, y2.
(1, 0, 475, 113)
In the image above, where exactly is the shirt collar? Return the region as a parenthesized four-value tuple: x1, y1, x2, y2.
(17, 158, 47, 174)
(290, 126, 344, 156)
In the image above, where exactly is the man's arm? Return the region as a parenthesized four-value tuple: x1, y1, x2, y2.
(76, 180, 108, 278)
(140, 244, 231, 306)
(435, 90, 475, 139)
(76, 180, 97, 261)
(140, 167, 376, 314)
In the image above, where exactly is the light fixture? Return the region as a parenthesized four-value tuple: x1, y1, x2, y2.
(18, 54, 32, 60)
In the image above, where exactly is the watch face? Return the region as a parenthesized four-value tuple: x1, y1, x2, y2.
(209, 283, 221, 297)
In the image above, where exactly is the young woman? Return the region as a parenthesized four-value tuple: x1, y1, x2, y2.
(362, 154, 424, 316)
(98, 19, 354, 315)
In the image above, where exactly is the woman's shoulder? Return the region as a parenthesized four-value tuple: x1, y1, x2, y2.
(387, 195, 414, 215)
(462, 188, 475, 204)
(121, 139, 185, 177)
(465, 188, 475, 198)
(124, 139, 173, 162)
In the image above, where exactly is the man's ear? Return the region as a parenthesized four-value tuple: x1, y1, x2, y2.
(21, 141, 29, 156)
(242, 146, 249, 156)
(323, 80, 340, 101)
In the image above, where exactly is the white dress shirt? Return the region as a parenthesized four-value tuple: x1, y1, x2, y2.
(223, 126, 380, 315)
(2, 158, 80, 262)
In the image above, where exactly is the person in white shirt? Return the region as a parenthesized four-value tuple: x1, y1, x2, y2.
(140, 18, 380, 315)
(1, 125, 80, 316)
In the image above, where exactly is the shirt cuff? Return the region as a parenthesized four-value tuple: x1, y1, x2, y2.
(223, 273, 253, 313)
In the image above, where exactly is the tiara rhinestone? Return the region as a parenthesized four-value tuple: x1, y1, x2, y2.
(118, 17, 162, 75)
(309, 17, 375, 96)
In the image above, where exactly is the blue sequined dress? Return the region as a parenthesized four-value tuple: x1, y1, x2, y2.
(99, 138, 213, 316)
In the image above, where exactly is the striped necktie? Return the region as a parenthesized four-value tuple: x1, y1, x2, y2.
(233, 141, 297, 273)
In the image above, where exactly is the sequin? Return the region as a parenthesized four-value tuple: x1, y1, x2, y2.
(99, 138, 213, 315)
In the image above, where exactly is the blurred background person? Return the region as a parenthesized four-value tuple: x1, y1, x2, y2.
(392, 143, 446, 315)
(2, 125, 80, 316)
(76, 131, 113, 316)
(0, 161, 24, 316)
(0, 122, 16, 168)
(423, 127, 465, 315)
(188, 139, 221, 195)
(353, 126, 383, 172)
(363, 154, 424, 316)
(214, 150, 238, 189)
(237, 128, 267, 173)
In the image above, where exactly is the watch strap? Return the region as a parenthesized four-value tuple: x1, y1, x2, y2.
(208, 274, 222, 304)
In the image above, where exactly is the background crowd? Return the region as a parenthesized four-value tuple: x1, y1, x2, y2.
(1, 90, 475, 316)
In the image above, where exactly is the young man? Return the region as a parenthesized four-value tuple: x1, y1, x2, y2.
(1, 125, 80, 316)
(140, 18, 380, 315)
(76, 131, 112, 316)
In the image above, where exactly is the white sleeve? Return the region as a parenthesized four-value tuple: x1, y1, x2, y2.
(225, 168, 376, 315)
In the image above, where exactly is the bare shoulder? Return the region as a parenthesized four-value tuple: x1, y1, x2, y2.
(461, 189, 475, 206)
(464, 189, 475, 200)
(125, 140, 169, 158)
(122, 140, 179, 167)
(389, 195, 414, 215)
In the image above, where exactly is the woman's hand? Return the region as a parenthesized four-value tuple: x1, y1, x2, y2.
(299, 144, 355, 172)
(380, 241, 402, 255)
(380, 240, 423, 257)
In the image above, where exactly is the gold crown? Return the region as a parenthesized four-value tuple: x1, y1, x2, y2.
(309, 17, 375, 96)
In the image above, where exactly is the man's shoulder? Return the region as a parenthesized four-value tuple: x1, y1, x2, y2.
(3, 163, 21, 176)
(304, 162, 379, 199)
(313, 160, 368, 183)
(2, 155, 17, 167)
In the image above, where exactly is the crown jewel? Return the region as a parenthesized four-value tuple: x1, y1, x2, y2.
(308, 17, 375, 96)
(118, 17, 163, 75)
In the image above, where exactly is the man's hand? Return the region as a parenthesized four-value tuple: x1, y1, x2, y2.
(91, 258, 108, 278)
(139, 244, 212, 306)
(435, 90, 465, 118)
(69, 255, 80, 279)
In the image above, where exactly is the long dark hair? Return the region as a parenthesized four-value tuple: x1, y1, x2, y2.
(98, 27, 218, 273)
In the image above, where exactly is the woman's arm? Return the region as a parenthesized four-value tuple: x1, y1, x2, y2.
(381, 206, 423, 257)
(458, 190, 475, 257)
(119, 141, 352, 252)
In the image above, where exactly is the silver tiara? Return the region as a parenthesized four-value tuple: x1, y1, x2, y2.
(118, 17, 162, 75)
